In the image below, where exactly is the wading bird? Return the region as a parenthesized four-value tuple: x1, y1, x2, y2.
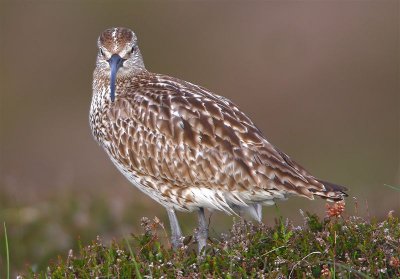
(89, 27, 347, 253)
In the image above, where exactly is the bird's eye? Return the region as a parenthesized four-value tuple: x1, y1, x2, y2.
(130, 46, 136, 53)
(100, 49, 105, 56)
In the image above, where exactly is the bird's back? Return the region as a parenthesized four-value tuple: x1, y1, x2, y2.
(90, 70, 346, 212)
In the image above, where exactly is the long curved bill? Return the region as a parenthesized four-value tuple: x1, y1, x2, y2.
(108, 54, 125, 102)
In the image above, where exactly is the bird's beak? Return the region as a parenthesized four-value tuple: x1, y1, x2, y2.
(108, 54, 125, 102)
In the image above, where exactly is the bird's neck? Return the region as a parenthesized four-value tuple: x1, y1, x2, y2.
(90, 67, 148, 144)
(93, 67, 147, 101)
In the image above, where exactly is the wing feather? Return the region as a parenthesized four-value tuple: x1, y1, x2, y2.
(102, 73, 342, 207)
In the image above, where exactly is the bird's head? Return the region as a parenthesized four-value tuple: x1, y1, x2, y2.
(96, 27, 145, 102)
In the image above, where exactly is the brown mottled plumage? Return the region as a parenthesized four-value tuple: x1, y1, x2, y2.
(90, 27, 347, 253)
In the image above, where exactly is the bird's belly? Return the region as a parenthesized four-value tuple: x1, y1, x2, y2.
(107, 152, 285, 213)
(106, 152, 193, 210)
(101, 140, 287, 213)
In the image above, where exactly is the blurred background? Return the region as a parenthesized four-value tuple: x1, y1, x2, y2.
(1, 1, 399, 275)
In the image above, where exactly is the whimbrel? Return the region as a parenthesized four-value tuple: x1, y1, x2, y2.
(89, 27, 347, 253)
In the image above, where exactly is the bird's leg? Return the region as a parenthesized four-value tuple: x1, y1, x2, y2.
(255, 203, 262, 223)
(196, 207, 208, 254)
(166, 208, 183, 249)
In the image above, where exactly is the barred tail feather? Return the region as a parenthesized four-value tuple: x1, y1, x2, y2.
(312, 179, 348, 202)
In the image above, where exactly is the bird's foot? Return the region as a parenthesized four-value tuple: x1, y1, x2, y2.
(170, 235, 183, 250)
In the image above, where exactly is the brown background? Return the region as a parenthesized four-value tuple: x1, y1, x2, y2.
(0, 1, 399, 274)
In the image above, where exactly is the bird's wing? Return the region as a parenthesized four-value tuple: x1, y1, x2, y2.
(103, 73, 342, 206)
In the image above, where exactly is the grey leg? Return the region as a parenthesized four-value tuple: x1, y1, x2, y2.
(255, 203, 262, 223)
(166, 208, 183, 249)
(197, 207, 208, 254)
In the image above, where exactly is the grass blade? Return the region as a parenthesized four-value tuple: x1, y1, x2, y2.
(4, 222, 10, 279)
(124, 238, 142, 279)
(384, 184, 400, 191)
